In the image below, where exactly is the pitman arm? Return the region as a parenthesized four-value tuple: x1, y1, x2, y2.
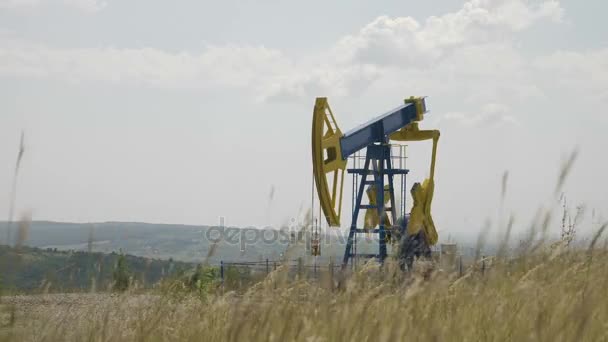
(390, 122, 440, 245)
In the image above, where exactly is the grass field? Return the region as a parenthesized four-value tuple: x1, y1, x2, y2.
(1, 238, 607, 341)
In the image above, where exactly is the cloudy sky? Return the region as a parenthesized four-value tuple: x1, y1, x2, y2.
(0, 0, 606, 238)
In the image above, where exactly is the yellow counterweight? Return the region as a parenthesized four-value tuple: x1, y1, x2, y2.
(363, 184, 392, 230)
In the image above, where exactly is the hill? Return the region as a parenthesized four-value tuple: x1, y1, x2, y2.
(0, 221, 392, 264)
(0, 245, 194, 292)
(0, 221, 292, 264)
(0, 221, 489, 267)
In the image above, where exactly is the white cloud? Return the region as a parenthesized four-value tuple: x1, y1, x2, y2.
(533, 49, 608, 103)
(0, 39, 290, 90)
(0, 0, 41, 8)
(260, 63, 382, 102)
(60, 0, 105, 13)
(441, 103, 519, 127)
(0, 0, 567, 101)
(265, 0, 564, 102)
(1, 0, 603, 123)
(0, 35, 381, 101)
(0, 0, 106, 12)
(332, 0, 563, 67)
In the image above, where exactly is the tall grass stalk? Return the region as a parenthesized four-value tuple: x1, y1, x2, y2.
(5, 132, 25, 246)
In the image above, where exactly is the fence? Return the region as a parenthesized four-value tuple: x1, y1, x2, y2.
(218, 258, 341, 290)
(216, 254, 493, 291)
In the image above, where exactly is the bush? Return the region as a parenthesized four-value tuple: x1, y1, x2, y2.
(112, 254, 131, 292)
(188, 264, 219, 298)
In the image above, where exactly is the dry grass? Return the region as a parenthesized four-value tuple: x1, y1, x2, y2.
(1, 244, 608, 342)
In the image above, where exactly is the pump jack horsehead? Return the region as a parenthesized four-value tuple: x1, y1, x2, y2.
(311, 96, 440, 269)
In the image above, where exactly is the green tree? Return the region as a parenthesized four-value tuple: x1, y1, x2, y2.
(112, 254, 131, 292)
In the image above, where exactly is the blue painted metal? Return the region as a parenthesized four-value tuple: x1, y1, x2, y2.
(342, 143, 405, 267)
(347, 169, 410, 175)
(339, 101, 420, 159)
(338, 100, 424, 267)
(359, 205, 379, 209)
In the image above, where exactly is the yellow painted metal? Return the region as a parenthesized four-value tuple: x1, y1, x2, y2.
(363, 184, 392, 230)
(390, 98, 440, 246)
(404, 96, 426, 122)
(312, 98, 347, 227)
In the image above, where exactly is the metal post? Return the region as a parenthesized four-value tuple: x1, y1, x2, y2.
(459, 255, 463, 277)
(311, 169, 314, 238)
(329, 257, 334, 291)
(342, 153, 371, 267)
(220, 260, 224, 286)
(376, 145, 387, 262)
(266, 258, 269, 274)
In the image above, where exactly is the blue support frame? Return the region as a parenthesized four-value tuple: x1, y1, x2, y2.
(342, 143, 409, 268)
(334, 98, 425, 267)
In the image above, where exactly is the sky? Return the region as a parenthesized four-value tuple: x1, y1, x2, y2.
(0, 0, 607, 240)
